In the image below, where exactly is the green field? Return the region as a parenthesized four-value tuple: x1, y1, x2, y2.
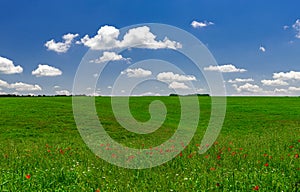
(0, 96, 299, 191)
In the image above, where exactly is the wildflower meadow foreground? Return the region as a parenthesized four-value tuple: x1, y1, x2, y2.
(0, 96, 299, 191)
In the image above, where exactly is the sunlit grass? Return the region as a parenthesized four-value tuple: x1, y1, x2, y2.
(0, 96, 299, 191)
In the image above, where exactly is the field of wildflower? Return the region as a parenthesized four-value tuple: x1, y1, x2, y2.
(0, 96, 299, 191)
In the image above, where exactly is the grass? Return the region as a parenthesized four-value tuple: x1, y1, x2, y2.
(0, 96, 299, 191)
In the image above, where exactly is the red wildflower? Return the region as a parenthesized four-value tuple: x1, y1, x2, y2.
(298, 140, 300, 142)
(214, 141, 219, 145)
(263, 153, 268, 157)
(289, 145, 294, 149)
(210, 167, 216, 171)
(205, 155, 209, 159)
(47, 150, 51, 153)
(111, 154, 117, 158)
(295, 154, 299, 158)
(179, 152, 183, 157)
(231, 152, 236, 156)
(195, 144, 200, 147)
(217, 155, 221, 160)
(264, 163, 269, 167)
(253, 185, 259, 190)
(128, 155, 135, 160)
(228, 147, 231, 151)
(95, 189, 100, 192)
(239, 148, 243, 151)
(25, 174, 31, 179)
(59, 149, 64, 155)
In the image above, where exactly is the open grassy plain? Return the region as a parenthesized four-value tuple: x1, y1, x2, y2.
(0, 96, 299, 191)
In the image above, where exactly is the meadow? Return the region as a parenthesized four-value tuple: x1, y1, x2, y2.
(0, 96, 299, 191)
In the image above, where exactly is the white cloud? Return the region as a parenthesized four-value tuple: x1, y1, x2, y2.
(283, 25, 289, 30)
(0, 79, 42, 92)
(288, 86, 300, 91)
(259, 46, 266, 52)
(292, 19, 300, 38)
(10, 82, 42, 91)
(0, 91, 7, 95)
(81, 25, 120, 50)
(157, 72, 196, 82)
(191, 20, 214, 28)
(0, 56, 23, 74)
(261, 79, 288, 86)
(234, 83, 262, 93)
(53, 85, 60, 89)
(134, 92, 161, 96)
(168, 81, 189, 89)
(273, 71, 300, 80)
(45, 33, 79, 53)
(121, 68, 152, 78)
(90, 52, 129, 63)
(80, 25, 182, 50)
(120, 26, 182, 49)
(32, 64, 62, 77)
(274, 88, 288, 93)
(107, 85, 112, 89)
(55, 90, 71, 95)
(0, 79, 10, 88)
(93, 73, 98, 78)
(204, 64, 246, 73)
(228, 78, 254, 83)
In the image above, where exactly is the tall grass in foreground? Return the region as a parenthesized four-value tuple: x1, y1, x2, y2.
(0, 96, 299, 191)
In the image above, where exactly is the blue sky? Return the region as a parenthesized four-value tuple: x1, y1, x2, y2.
(1, 0, 300, 96)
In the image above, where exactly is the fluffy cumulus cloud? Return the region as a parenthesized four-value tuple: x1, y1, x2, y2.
(233, 83, 262, 93)
(261, 79, 288, 86)
(0, 79, 42, 92)
(204, 64, 246, 73)
(283, 25, 289, 30)
(45, 33, 79, 53)
(121, 68, 152, 78)
(10, 82, 42, 91)
(168, 81, 189, 89)
(80, 25, 182, 50)
(228, 78, 254, 83)
(288, 86, 300, 91)
(191, 20, 214, 28)
(273, 71, 300, 80)
(32, 64, 62, 77)
(156, 72, 196, 82)
(292, 19, 300, 38)
(0, 79, 10, 88)
(55, 90, 71, 95)
(80, 25, 120, 50)
(0, 56, 23, 74)
(274, 88, 288, 94)
(120, 26, 182, 49)
(259, 46, 266, 52)
(90, 52, 129, 63)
